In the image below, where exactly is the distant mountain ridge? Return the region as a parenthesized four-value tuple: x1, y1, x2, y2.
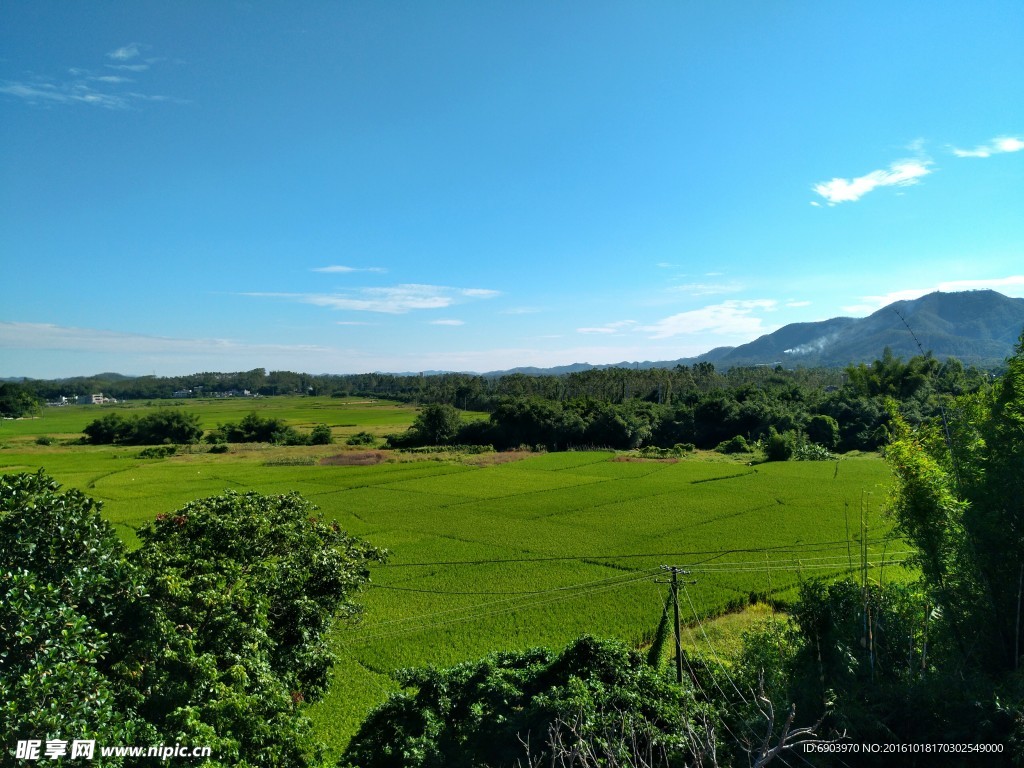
(484, 290, 1024, 376)
(713, 289, 1024, 368)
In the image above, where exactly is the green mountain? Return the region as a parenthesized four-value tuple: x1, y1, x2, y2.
(706, 289, 1024, 368)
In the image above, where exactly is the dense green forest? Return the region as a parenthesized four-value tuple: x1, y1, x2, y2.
(7, 350, 993, 455)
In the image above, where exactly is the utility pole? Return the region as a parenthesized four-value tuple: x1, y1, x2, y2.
(657, 566, 695, 686)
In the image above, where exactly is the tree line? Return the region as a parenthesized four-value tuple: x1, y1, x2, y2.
(53, 350, 991, 457)
(10, 352, 990, 410)
(387, 351, 987, 454)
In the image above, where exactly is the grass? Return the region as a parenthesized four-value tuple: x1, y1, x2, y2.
(0, 397, 903, 758)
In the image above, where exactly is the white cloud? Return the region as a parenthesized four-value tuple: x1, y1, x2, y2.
(2, 45, 176, 110)
(336, 321, 374, 326)
(642, 300, 777, 339)
(312, 265, 387, 273)
(785, 300, 812, 308)
(951, 135, 1024, 158)
(0, 81, 130, 109)
(107, 43, 141, 61)
(812, 159, 933, 205)
(667, 281, 743, 296)
(576, 320, 636, 335)
(244, 284, 499, 314)
(430, 319, 465, 326)
(500, 306, 542, 315)
(843, 275, 1024, 314)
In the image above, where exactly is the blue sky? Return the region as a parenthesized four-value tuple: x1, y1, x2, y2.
(2, 1, 1023, 378)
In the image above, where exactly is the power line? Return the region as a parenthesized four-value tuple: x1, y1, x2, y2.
(381, 537, 900, 568)
(369, 568, 661, 596)
(348, 571, 660, 644)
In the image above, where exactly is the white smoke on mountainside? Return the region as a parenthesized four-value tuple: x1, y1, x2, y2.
(784, 332, 840, 356)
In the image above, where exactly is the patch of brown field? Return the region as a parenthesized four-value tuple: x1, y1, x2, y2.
(610, 456, 679, 464)
(319, 451, 387, 466)
(463, 450, 533, 466)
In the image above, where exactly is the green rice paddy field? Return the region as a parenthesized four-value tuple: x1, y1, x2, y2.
(1, 398, 903, 755)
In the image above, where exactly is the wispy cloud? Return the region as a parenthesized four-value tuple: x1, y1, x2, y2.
(244, 284, 500, 314)
(312, 265, 387, 273)
(666, 281, 743, 296)
(106, 63, 152, 73)
(577, 321, 636, 335)
(951, 135, 1024, 158)
(107, 43, 142, 61)
(812, 159, 933, 206)
(842, 275, 1024, 314)
(430, 319, 465, 326)
(0, 81, 131, 109)
(0, 44, 177, 110)
(785, 300, 812, 308)
(641, 300, 777, 339)
(500, 306, 543, 315)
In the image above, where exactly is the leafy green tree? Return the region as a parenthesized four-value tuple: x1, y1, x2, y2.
(1, 471, 155, 757)
(83, 411, 135, 444)
(341, 636, 719, 768)
(82, 409, 202, 445)
(133, 409, 203, 444)
(210, 411, 305, 444)
(0, 381, 40, 418)
(805, 414, 840, 450)
(412, 403, 462, 445)
(887, 330, 1024, 676)
(1, 471, 385, 767)
(131, 490, 386, 766)
(309, 423, 333, 445)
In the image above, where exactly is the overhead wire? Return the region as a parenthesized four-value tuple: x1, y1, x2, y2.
(380, 536, 901, 568)
(348, 570, 662, 644)
(351, 550, 907, 641)
(354, 567, 663, 633)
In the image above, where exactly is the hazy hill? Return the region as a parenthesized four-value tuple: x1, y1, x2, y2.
(483, 290, 1024, 375)
(709, 290, 1024, 368)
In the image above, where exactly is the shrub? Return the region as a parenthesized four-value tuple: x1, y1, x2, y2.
(209, 412, 306, 445)
(34, 435, 55, 445)
(763, 427, 796, 461)
(138, 445, 177, 459)
(309, 423, 333, 445)
(715, 435, 750, 454)
(83, 410, 201, 446)
(346, 431, 376, 446)
(792, 440, 834, 461)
